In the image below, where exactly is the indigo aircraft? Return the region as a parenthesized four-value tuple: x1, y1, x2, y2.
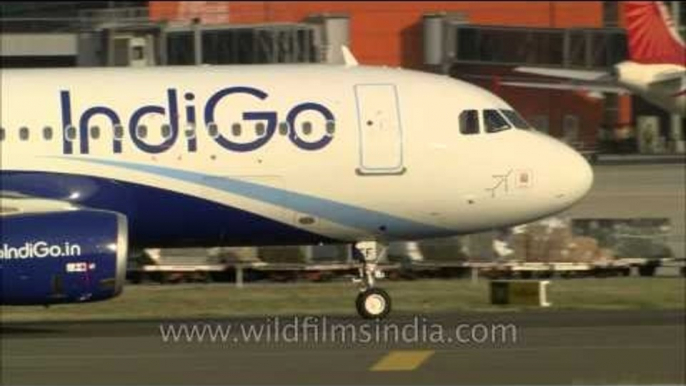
(0, 48, 593, 318)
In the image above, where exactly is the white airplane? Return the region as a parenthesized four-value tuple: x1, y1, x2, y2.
(0, 50, 593, 318)
(503, 1, 685, 115)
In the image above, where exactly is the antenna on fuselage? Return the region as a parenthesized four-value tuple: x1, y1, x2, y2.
(341, 45, 358, 67)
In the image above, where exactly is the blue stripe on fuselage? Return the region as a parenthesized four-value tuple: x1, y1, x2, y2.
(1, 171, 332, 248)
(53, 157, 448, 238)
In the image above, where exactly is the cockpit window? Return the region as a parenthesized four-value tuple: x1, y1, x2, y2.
(483, 110, 511, 133)
(500, 109, 532, 130)
(459, 110, 479, 135)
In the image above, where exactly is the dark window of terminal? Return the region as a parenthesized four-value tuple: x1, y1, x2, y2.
(167, 32, 195, 65)
(454, 26, 626, 69)
(131, 46, 145, 61)
(201, 27, 317, 65)
(603, 1, 620, 27)
(456, 28, 480, 61)
(203, 29, 244, 65)
(566, 30, 626, 68)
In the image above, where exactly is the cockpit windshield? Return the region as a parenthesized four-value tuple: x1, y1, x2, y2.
(500, 109, 532, 130)
(459, 109, 531, 135)
(483, 110, 512, 133)
(459, 110, 480, 135)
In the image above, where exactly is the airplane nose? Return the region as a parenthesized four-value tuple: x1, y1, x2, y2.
(554, 145, 594, 205)
(571, 152, 594, 200)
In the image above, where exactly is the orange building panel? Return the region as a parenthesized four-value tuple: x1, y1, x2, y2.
(150, 1, 604, 67)
(148, 1, 619, 147)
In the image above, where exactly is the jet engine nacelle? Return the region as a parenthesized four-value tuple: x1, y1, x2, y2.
(0, 210, 128, 305)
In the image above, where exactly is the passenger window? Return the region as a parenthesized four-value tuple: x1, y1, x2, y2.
(161, 124, 172, 139)
(278, 122, 289, 135)
(43, 126, 53, 140)
(459, 110, 479, 135)
(302, 122, 312, 136)
(65, 125, 77, 141)
(500, 109, 531, 130)
(137, 125, 148, 139)
(207, 123, 219, 138)
(232, 123, 242, 136)
(326, 120, 336, 135)
(19, 127, 29, 141)
(185, 124, 196, 138)
(483, 110, 511, 133)
(255, 122, 266, 137)
(114, 124, 124, 139)
(90, 126, 100, 139)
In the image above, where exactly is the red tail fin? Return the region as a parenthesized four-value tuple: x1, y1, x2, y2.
(624, 1, 685, 65)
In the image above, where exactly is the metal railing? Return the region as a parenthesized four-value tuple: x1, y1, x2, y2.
(0, 7, 150, 32)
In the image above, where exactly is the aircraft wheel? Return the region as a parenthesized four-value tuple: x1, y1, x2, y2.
(356, 288, 391, 319)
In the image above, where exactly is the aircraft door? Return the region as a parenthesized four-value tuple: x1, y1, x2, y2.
(354, 84, 405, 175)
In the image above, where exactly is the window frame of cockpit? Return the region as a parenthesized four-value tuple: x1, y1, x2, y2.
(483, 109, 512, 133)
(500, 109, 532, 130)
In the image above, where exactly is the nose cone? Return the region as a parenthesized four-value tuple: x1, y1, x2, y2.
(551, 143, 594, 207)
(566, 151, 594, 202)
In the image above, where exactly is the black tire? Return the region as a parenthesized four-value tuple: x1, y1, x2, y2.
(356, 288, 392, 319)
(638, 265, 657, 277)
(129, 272, 142, 284)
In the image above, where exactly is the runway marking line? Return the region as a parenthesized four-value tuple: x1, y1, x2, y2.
(370, 350, 434, 372)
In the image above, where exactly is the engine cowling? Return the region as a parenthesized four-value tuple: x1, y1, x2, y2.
(0, 210, 128, 305)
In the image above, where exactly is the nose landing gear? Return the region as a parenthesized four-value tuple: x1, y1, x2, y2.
(353, 241, 391, 319)
(356, 287, 391, 319)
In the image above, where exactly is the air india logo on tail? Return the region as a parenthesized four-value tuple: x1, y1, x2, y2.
(624, 1, 686, 66)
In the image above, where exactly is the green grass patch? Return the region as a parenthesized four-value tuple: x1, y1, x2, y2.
(1, 278, 684, 323)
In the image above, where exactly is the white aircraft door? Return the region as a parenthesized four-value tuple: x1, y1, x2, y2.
(354, 84, 405, 175)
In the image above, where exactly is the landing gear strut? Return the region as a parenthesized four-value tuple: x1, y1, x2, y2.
(353, 241, 391, 319)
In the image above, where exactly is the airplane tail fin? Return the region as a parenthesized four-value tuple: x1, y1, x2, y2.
(623, 1, 685, 66)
